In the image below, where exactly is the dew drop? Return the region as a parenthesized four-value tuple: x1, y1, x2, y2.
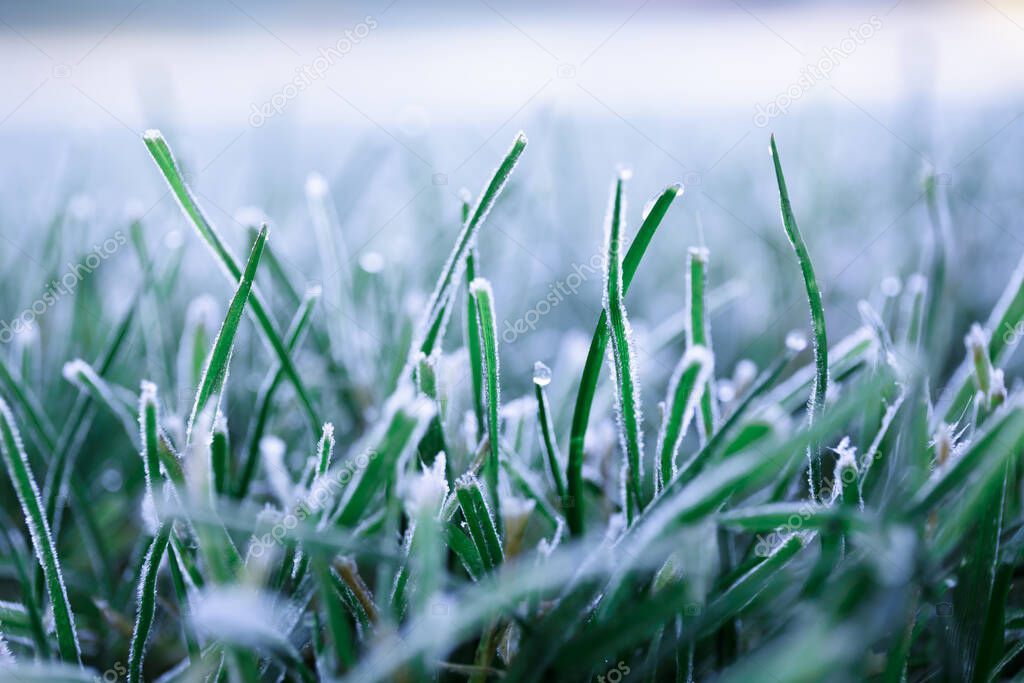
(533, 361, 552, 387)
(360, 251, 385, 274)
(101, 466, 123, 492)
(785, 330, 808, 352)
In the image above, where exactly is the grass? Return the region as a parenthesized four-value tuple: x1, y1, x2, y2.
(2, 127, 1024, 683)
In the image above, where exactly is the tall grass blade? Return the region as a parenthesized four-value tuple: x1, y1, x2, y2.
(416, 133, 527, 358)
(455, 474, 504, 573)
(236, 287, 319, 498)
(128, 520, 172, 683)
(469, 277, 503, 531)
(770, 135, 829, 499)
(567, 183, 683, 535)
(533, 362, 567, 502)
(603, 171, 646, 523)
(142, 130, 320, 431)
(655, 345, 712, 492)
(686, 247, 718, 442)
(187, 224, 268, 442)
(0, 525, 50, 658)
(0, 398, 80, 664)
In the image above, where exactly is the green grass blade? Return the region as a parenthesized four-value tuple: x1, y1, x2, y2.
(686, 247, 718, 442)
(235, 288, 318, 498)
(313, 555, 355, 673)
(655, 346, 713, 492)
(44, 301, 136, 533)
(906, 404, 1024, 516)
(142, 130, 320, 432)
(0, 398, 80, 664)
(697, 535, 804, 638)
(469, 277, 503, 532)
(128, 519, 172, 683)
(139, 381, 164, 500)
(187, 224, 268, 442)
(332, 395, 435, 526)
(167, 541, 201, 662)
(533, 362, 567, 502)
(445, 522, 485, 581)
(61, 359, 136, 441)
(770, 135, 829, 499)
(768, 327, 872, 413)
(414, 350, 448, 463)
(603, 171, 646, 523)
(0, 526, 50, 658)
(455, 474, 504, 572)
(210, 417, 229, 497)
(0, 358, 56, 453)
(566, 183, 683, 536)
(416, 133, 527, 358)
(465, 235, 486, 436)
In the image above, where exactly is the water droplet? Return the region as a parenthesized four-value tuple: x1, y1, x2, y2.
(101, 467, 123, 492)
(305, 172, 328, 199)
(533, 361, 552, 387)
(880, 276, 902, 298)
(359, 251, 385, 274)
(785, 331, 808, 352)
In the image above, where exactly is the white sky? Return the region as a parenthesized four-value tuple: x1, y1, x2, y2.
(0, 1, 1022, 133)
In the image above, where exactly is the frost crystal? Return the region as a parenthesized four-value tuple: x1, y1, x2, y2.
(405, 452, 449, 519)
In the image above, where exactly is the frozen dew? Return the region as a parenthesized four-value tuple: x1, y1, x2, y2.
(139, 493, 158, 536)
(192, 586, 286, 649)
(405, 452, 449, 519)
(304, 172, 329, 200)
(532, 361, 552, 387)
(359, 251, 385, 274)
(785, 330, 808, 352)
(880, 275, 902, 298)
(100, 466, 123, 492)
(68, 194, 95, 222)
(163, 229, 184, 250)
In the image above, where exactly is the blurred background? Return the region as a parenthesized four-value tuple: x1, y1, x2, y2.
(1, 0, 1022, 405)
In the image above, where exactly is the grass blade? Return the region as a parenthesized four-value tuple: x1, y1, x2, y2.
(44, 301, 136, 534)
(0, 525, 50, 658)
(655, 345, 713, 492)
(566, 183, 683, 535)
(465, 231, 486, 436)
(686, 247, 718, 442)
(533, 361, 566, 502)
(142, 130, 320, 432)
(0, 398, 80, 664)
(416, 133, 527, 358)
(235, 288, 319, 498)
(469, 277, 503, 531)
(907, 403, 1024, 516)
(455, 474, 504, 573)
(603, 171, 646, 523)
(128, 520, 172, 683)
(770, 135, 829, 499)
(187, 224, 268, 442)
